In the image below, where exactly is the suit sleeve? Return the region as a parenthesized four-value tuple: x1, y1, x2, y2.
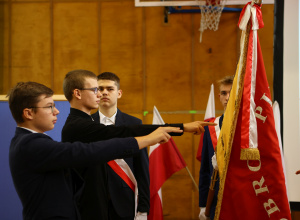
(17, 133, 140, 172)
(133, 119, 150, 213)
(62, 115, 183, 143)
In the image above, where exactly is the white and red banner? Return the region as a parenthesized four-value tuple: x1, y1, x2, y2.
(196, 84, 219, 162)
(148, 106, 186, 220)
(215, 2, 291, 219)
(204, 84, 216, 121)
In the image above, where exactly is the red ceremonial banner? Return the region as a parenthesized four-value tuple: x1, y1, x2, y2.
(215, 2, 291, 219)
(218, 40, 290, 219)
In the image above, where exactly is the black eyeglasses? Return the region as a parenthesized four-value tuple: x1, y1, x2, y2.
(79, 87, 99, 94)
(29, 104, 56, 113)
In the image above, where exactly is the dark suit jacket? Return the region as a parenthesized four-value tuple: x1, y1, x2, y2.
(198, 115, 223, 220)
(61, 108, 183, 220)
(91, 109, 150, 218)
(9, 127, 139, 220)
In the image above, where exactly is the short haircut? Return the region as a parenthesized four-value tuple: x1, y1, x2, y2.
(7, 82, 53, 124)
(63, 69, 97, 101)
(218, 75, 234, 90)
(97, 72, 120, 89)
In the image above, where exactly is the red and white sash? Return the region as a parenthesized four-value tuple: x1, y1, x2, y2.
(107, 159, 138, 215)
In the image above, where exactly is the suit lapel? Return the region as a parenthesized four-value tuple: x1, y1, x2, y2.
(92, 111, 100, 123)
(115, 109, 124, 126)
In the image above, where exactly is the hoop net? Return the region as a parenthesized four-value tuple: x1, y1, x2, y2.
(197, 0, 227, 42)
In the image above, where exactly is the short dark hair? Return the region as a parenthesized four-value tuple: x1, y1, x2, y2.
(7, 82, 53, 124)
(63, 69, 97, 101)
(97, 72, 120, 89)
(218, 75, 234, 90)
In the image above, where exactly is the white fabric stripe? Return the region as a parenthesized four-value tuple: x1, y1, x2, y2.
(149, 106, 165, 156)
(214, 116, 221, 139)
(273, 101, 289, 201)
(114, 159, 139, 215)
(249, 6, 258, 149)
(251, 6, 259, 30)
(158, 188, 162, 206)
(204, 84, 216, 120)
(149, 106, 164, 215)
(239, 5, 251, 30)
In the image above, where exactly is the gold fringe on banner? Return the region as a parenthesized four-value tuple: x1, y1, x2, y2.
(214, 21, 251, 220)
(240, 148, 260, 160)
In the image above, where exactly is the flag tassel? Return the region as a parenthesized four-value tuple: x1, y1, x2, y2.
(240, 148, 260, 160)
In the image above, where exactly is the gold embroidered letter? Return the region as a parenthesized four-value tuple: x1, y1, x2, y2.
(253, 176, 269, 196)
(264, 199, 280, 217)
(247, 160, 261, 172)
(260, 93, 272, 107)
(255, 106, 267, 123)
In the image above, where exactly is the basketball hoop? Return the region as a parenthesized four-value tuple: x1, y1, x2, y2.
(197, 0, 227, 42)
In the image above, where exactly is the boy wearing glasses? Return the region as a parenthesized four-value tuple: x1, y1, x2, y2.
(8, 81, 182, 220)
(61, 69, 215, 220)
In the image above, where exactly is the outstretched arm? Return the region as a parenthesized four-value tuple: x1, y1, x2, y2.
(135, 127, 182, 149)
(183, 121, 217, 135)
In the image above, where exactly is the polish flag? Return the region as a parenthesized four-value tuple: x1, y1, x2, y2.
(148, 106, 187, 220)
(196, 84, 216, 161)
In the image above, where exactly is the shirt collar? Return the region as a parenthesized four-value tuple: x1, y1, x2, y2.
(98, 110, 117, 125)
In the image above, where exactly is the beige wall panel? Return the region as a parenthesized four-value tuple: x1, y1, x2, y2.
(11, 3, 51, 88)
(0, 3, 9, 94)
(53, 2, 99, 93)
(194, 11, 240, 112)
(100, 1, 143, 112)
(145, 7, 193, 111)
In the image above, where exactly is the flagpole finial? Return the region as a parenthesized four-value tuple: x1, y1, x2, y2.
(252, 0, 262, 6)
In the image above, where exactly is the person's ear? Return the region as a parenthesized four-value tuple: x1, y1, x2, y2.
(118, 89, 123, 99)
(23, 108, 34, 120)
(73, 89, 82, 100)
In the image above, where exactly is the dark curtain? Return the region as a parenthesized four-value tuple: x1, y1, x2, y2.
(273, 0, 284, 143)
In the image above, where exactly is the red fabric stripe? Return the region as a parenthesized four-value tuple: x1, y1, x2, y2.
(240, 28, 254, 150)
(148, 193, 163, 220)
(149, 138, 186, 198)
(107, 160, 135, 192)
(208, 122, 218, 150)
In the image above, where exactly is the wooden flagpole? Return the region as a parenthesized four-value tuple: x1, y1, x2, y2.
(185, 166, 199, 191)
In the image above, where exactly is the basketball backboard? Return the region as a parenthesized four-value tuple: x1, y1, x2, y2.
(135, 0, 274, 7)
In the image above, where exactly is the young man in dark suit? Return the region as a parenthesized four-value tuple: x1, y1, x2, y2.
(92, 72, 149, 220)
(61, 69, 215, 220)
(198, 76, 233, 220)
(8, 81, 182, 220)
